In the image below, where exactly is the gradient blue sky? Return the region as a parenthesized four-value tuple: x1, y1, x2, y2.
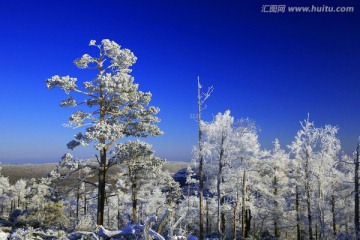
(0, 0, 359, 164)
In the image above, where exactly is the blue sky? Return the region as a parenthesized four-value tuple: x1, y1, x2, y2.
(0, 0, 359, 164)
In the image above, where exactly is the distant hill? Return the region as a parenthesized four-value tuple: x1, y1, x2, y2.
(1, 161, 189, 184)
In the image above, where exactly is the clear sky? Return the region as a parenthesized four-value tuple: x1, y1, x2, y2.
(0, 0, 359, 164)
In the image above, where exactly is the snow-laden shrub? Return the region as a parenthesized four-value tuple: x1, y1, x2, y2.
(0, 231, 9, 240)
(75, 215, 97, 232)
(69, 231, 99, 240)
(9, 227, 67, 240)
(17, 201, 66, 228)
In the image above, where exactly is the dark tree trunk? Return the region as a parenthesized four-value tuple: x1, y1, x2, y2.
(131, 180, 138, 223)
(199, 155, 205, 240)
(274, 176, 280, 238)
(197, 78, 205, 240)
(76, 184, 80, 224)
(306, 185, 313, 240)
(233, 199, 239, 240)
(206, 198, 210, 235)
(331, 195, 336, 237)
(84, 192, 87, 215)
(169, 190, 174, 238)
(296, 185, 301, 240)
(107, 200, 110, 228)
(221, 198, 226, 238)
(245, 209, 251, 238)
(97, 148, 107, 226)
(305, 147, 313, 240)
(117, 195, 121, 229)
(217, 148, 224, 239)
(355, 143, 359, 240)
(241, 171, 246, 239)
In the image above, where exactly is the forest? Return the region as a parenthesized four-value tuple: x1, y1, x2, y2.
(0, 39, 359, 240)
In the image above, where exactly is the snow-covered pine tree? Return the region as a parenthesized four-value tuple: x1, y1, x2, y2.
(0, 166, 10, 216)
(46, 39, 163, 225)
(256, 139, 289, 238)
(201, 111, 262, 239)
(313, 125, 341, 238)
(288, 116, 344, 239)
(112, 140, 164, 223)
(201, 110, 238, 239)
(288, 116, 318, 240)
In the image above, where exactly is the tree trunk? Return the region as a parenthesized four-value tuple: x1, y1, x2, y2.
(318, 176, 325, 239)
(84, 191, 87, 215)
(197, 77, 205, 240)
(76, 184, 80, 225)
(306, 185, 313, 240)
(131, 180, 138, 223)
(305, 147, 313, 240)
(241, 170, 246, 239)
(245, 209, 251, 238)
(273, 176, 280, 238)
(145, 218, 151, 240)
(355, 142, 360, 240)
(233, 198, 239, 240)
(221, 198, 226, 238)
(118, 195, 121, 229)
(206, 198, 210, 235)
(107, 198, 110, 228)
(296, 185, 301, 240)
(217, 149, 224, 238)
(169, 190, 174, 239)
(331, 195, 336, 237)
(97, 148, 107, 226)
(187, 187, 190, 233)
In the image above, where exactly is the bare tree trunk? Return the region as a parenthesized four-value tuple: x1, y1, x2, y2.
(206, 198, 210, 235)
(118, 195, 121, 229)
(306, 185, 313, 240)
(187, 187, 190, 233)
(296, 185, 301, 240)
(241, 170, 246, 239)
(305, 147, 313, 240)
(233, 198, 239, 240)
(318, 174, 325, 239)
(145, 218, 151, 240)
(331, 195, 336, 237)
(355, 142, 360, 240)
(196, 77, 213, 240)
(131, 180, 138, 223)
(84, 191, 87, 215)
(76, 184, 80, 225)
(273, 175, 280, 238)
(245, 209, 251, 238)
(221, 197, 226, 238)
(169, 190, 174, 239)
(107, 198, 110, 228)
(217, 148, 224, 238)
(97, 148, 107, 226)
(197, 77, 205, 240)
